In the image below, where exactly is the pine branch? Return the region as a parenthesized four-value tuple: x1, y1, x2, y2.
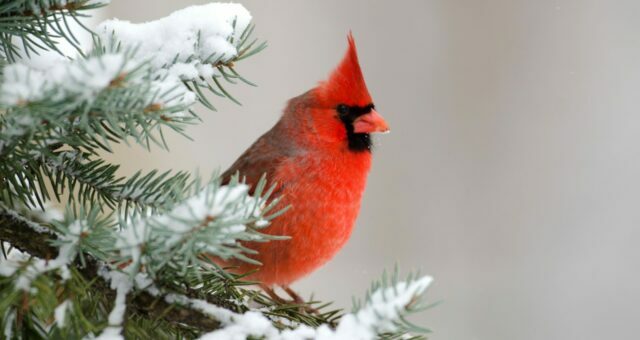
(0, 52, 197, 155)
(95, 4, 264, 111)
(0, 209, 56, 259)
(0, 208, 225, 332)
(0, 53, 197, 209)
(0, 5, 266, 210)
(0, 180, 336, 337)
(0, 0, 107, 61)
(0, 147, 193, 212)
(41, 151, 192, 213)
(0, 175, 284, 335)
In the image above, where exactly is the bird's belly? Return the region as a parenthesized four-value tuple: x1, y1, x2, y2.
(246, 170, 368, 285)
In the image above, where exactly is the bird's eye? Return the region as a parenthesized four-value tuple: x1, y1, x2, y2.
(337, 104, 349, 115)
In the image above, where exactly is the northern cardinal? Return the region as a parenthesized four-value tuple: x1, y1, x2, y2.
(220, 34, 388, 303)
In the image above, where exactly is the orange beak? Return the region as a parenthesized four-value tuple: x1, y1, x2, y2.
(353, 109, 390, 134)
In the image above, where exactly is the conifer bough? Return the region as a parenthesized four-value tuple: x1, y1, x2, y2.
(0, 1, 434, 339)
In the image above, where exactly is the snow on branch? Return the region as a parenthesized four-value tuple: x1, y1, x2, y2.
(0, 0, 108, 62)
(94, 269, 134, 340)
(0, 208, 225, 333)
(97, 3, 251, 76)
(0, 220, 86, 291)
(0, 177, 282, 334)
(69, 178, 280, 338)
(115, 179, 281, 278)
(1, 54, 131, 106)
(0, 179, 278, 290)
(0, 52, 195, 110)
(194, 273, 433, 340)
(333, 274, 433, 337)
(0, 3, 264, 164)
(96, 2, 265, 109)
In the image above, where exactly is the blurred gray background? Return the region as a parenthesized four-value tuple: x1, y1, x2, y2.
(100, 1, 640, 339)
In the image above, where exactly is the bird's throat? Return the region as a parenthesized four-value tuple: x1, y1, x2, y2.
(346, 128, 372, 152)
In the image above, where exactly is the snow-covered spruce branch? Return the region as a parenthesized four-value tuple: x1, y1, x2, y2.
(0, 146, 194, 213)
(20, 148, 192, 213)
(51, 176, 280, 274)
(0, 51, 198, 210)
(181, 271, 433, 340)
(0, 51, 197, 155)
(96, 2, 265, 108)
(110, 177, 283, 279)
(0, 210, 225, 336)
(0, 178, 281, 336)
(0, 0, 107, 61)
(0, 3, 264, 211)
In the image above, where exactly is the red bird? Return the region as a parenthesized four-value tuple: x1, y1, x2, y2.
(220, 34, 388, 302)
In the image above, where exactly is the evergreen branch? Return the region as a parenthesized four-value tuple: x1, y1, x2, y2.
(95, 5, 265, 108)
(0, 174, 289, 336)
(0, 52, 198, 210)
(0, 203, 324, 336)
(0, 208, 225, 333)
(0, 148, 193, 213)
(1, 188, 430, 339)
(0, 4, 267, 213)
(115, 169, 191, 215)
(40, 151, 192, 213)
(0, 209, 56, 259)
(129, 286, 223, 331)
(0, 53, 196, 156)
(351, 268, 435, 339)
(0, 0, 106, 62)
(0, 27, 264, 210)
(195, 269, 433, 339)
(111, 178, 283, 279)
(43, 151, 121, 209)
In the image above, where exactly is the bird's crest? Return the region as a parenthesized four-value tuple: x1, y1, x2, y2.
(316, 33, 372, 107)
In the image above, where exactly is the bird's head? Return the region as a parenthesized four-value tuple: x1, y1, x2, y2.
(309, 33, 389, 152)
